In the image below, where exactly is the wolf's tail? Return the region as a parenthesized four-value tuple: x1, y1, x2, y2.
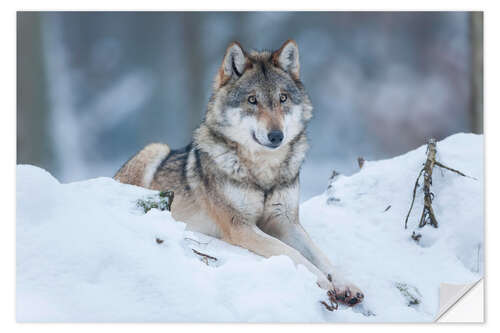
(113, 143, 170, 188)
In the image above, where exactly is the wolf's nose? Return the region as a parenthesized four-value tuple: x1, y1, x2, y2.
(268, 130, 284, 146)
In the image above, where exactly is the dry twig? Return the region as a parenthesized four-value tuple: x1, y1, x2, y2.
(404, 169, 425, 229)
(357, 157, 365, 169)
(404, 138, 475, 230)
(418, 139, 439, 228)
(434, 161, 477, 180)
(404, 139, 438, 229)
(192, 249, 218, 265)
(411, 232, 422, 242)
(327, 170, 340, 190)
(184, 237, 210, 246)
(326, 170, 341, 204)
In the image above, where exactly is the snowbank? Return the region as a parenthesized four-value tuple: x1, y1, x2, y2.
(16, 133, 483, 322)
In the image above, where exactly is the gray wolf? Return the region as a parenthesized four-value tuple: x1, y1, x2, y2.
(114, 40, 364, 306)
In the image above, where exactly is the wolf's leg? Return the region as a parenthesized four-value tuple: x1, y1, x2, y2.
(224, 223, 333, 290)
(269, 222, 364, 305)
(261, 186, 365, 306)
(205, 198, 332, 289)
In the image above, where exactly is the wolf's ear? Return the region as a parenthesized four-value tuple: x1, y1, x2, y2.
(215, 41, 248, 89)
(272, 39, 300, 80)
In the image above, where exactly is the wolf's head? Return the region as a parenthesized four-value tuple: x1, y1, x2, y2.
(205, 40, 313, 152)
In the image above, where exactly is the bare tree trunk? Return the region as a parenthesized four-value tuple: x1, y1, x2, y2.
(469, 12, 483, 134)
(17, 12, 53, 169)
(183, 12, 206, 131)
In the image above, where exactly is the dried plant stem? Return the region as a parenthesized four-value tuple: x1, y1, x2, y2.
(192, 249, 218, 265)
(404, 138, 474, 230)
(404, 168, 425, 229)
(434, 161, 476, 180)
(357, 157, 365, 169)
(184, 237, 209, 246)
(418, 139, 438, 228)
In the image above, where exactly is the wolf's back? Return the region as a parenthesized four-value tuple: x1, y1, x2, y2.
(114, 143, 170, 188)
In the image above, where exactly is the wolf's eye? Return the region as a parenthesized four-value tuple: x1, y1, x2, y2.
(248, 96, 257, 105)
(280, 93, 288, 103)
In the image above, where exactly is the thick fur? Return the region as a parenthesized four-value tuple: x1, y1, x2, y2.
(114, 40, 364, 306)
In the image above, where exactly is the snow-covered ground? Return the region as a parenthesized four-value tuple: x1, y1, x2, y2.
(16, 133, 483, 322)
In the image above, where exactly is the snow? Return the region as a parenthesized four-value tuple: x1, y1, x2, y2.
(16, 133, 483, 322)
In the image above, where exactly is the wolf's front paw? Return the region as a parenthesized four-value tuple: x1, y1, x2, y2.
(333, 283, 364, 306)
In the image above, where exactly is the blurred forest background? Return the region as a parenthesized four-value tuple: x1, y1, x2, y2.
(17, 12, 483, 201)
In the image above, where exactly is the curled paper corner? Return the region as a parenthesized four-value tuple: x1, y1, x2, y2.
(435, 279, 484, 322)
